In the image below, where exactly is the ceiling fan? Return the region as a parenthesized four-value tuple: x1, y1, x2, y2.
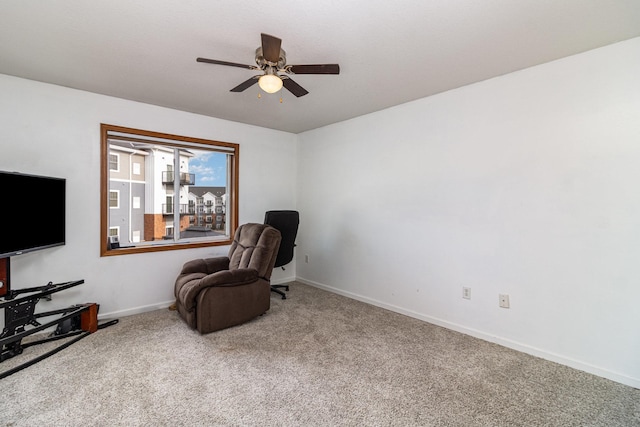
(197, 33, 340, 97)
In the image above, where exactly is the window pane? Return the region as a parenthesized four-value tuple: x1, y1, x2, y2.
(109, 154, 119, 171)
(181, 150, 229, 240)
(109, 191, 119, 208)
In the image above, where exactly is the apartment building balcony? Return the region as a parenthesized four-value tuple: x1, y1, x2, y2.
(162, 171, 195, 185)
(162, 203, 189, 215)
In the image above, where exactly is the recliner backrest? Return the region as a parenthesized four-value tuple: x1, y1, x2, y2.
(228, 223, 281, 280)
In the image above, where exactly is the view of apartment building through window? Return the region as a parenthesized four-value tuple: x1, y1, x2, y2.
(107, 139, 230, 247)
(188, 187, 226, 231)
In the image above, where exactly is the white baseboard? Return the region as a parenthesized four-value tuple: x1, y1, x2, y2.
(272, 276, 296, 286)
(99, 300, 174, 321)
(295, 277, 640, 390)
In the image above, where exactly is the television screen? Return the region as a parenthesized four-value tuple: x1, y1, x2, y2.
(0, 171, 66, 258)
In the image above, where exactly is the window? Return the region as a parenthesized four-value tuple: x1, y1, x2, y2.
(109, 227, 119, 238)
(109, 154, 119, 171)
(101, 124, 239, 256)
(109, 190, 119, 208)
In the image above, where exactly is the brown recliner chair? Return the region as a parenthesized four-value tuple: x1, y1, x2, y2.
(174, 223, 282, 333)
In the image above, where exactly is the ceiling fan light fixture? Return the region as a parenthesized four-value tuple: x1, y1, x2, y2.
(258, 74, 283, 93)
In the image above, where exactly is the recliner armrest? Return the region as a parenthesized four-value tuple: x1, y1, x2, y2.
(200, 268, 259, 288)
(179, 257, 230, 275)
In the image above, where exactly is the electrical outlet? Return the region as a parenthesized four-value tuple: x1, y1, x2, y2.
(304, 254, 309, 263)
(499, 294, 510, 308)
(462, 287, 471, 300)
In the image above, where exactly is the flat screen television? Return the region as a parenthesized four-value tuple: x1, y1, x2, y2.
(0, 171, 66, 259)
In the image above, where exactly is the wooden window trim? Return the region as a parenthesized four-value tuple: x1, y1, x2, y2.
(100, 123, 239, 257)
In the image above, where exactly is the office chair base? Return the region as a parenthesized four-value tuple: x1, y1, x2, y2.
(271, 284, 289, 300)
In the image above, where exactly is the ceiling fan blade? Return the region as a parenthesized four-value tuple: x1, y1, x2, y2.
(282, 77, 309, 97)
(287, 64, 340, 75)
(197, 57, 255, 70)
(230, 77, 259, 92)
(261, 33, 282, 64)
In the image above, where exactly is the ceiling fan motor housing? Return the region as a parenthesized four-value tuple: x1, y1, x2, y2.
(255, 47, 286, 69)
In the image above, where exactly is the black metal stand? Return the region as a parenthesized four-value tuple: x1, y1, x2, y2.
(270, 284, 290, 299)
(0, 279, 118, 379)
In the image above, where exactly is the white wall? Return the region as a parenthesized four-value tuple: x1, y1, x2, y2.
(0, 74, 297, 319)
(296, 37, 640, 388)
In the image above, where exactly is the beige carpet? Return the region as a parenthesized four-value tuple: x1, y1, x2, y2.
(1, 282, 638, 426)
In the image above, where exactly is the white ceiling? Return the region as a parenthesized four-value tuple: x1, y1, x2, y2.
(1, 1, 639, 134)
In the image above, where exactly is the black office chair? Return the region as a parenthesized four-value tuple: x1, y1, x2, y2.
(264, 210, 299, 299)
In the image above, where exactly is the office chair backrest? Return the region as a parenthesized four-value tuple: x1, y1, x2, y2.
(264, 210, 299, 268)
